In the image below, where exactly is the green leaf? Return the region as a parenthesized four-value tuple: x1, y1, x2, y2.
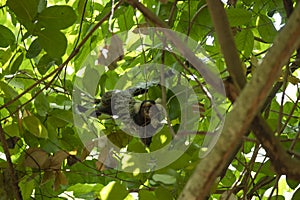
(167, 90, 181, 120)
(7, 0, 39, 29)
(235, 29, 254, 58)
(152, 174, 176, 185)
(38, 29, 67, 58)
(23, 115, 48, 138)
(3, 123, 20, 137)
(34, 92, 50, 116)
(221, 170, 236, 186)
(0, 49, 12, 66)
(155, 187, 173, 200)
(0, 25, 15, 47)
(50, 109, 73, 124)
(0, 80, 18, 98)
(293, 187, 300, 200)
(26, 39, 42, 58)
(37, 54, 57, 75)
(287, 178, 300, 189)
(38, 5, 77, 30)
(150, 126, 172, 151)
(178, 8, 212, 40)
(269, 195, 285, 200)
(106, 71, 119, 90)
(139, 190, 156, 200)
(258, 15, 277, 43)
(226, 8, 252, 26)
(83, 67, 100, 96)
(118, 7, 134, 32)
(99, 181, 129, 200)
(19, 176, 35, 199)
(67, 183, 103, 197)
(10, 52, 24, 74)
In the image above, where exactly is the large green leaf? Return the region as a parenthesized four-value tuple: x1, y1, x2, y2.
(258, 14, 277, 43)
(235, 29, 254, 58)
(38, 29, 67, 58)
(0, 25, 15, 48)
(226, 8, 252, 26)
(23, 115, 48, 139)
(7, 0, 39, 29)
(38, 5, 77, 30)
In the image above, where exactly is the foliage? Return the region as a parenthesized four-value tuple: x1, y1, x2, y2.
(0, 0, 300, 199)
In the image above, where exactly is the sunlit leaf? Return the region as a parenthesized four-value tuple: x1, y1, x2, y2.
(152, 174, 176, 185)
(23, 115, 48, 138)
(67, 183, 104, 197)
(100, 181, 129, 200)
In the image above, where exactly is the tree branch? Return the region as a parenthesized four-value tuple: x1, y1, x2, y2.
(0, 124, 22, 199)
(208, 0, 300, 182)
(178, 2, 300, 199)
(206, 0, 246, 89)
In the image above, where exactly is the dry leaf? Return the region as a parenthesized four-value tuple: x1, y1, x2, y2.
(53, 171, 68, 191)
(50, 150, 69, 170)
(23, 148, 50, 169)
